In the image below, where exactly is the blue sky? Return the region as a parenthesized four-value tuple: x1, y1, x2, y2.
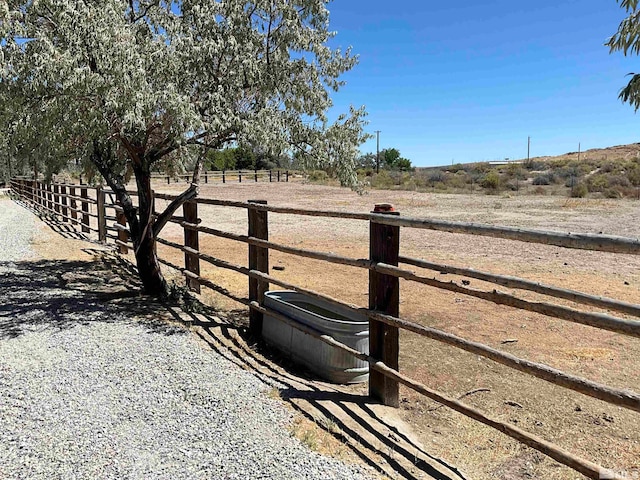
(326, 0, 640, 166)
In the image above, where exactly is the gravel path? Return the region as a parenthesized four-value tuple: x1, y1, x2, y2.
(0, 198, 38, 261)
(0, 199, 375, 480)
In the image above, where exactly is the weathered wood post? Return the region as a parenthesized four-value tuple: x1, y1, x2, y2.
(80, 186, 90, 234)
(60, 185, 69, 222)
(248, 200, 269, 336)
(53, 183, 61, 215)
(96, 186, 107, 242)
(151, 189, 157, 254)
(254, 168, 258, 182)
(369, 203, 400, 407)
(46, 183, 53, 213)
(183, 200, 201, 293)
(116, 209, 129, 254)
(239, 171, 242, 183)
(286, 170, 289, 182)
(204, 171, 208, 184)
(167, 175, 170, 184)
(222, 170, 226, 184)
(38, 182, 44, 208)
(269, 170, 272, 182)
(277, 170, 281, 182)
(69, 186, 77, 225)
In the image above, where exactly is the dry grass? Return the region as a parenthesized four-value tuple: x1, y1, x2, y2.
(151, 180, 640, 479)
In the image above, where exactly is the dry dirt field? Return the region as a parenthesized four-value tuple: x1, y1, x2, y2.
(152, 179, 639, 480)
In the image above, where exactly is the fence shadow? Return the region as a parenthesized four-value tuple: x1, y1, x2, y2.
(165, 305, 467, 480)
(12, 197, 89, 240)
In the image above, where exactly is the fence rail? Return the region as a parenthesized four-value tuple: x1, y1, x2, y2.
(9, 177, 639, 480)
(151, 169, 289, 184)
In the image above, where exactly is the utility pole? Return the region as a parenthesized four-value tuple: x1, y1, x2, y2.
(578, 142, 581, 162)
(375, 130, 381, 174)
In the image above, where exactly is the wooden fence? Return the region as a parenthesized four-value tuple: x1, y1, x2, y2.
(152, 169, 289, 184)
(9, 177, 640, 480)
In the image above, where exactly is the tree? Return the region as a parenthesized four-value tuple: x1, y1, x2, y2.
(380, 148, 413, 171)
(1, 1, 368, 296)
(608, 0, 640, 109)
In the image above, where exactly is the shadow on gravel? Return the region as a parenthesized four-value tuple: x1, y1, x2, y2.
(13, 197, 88, 240)
(0, 256, 184, 339)
(168, 305, 468, 480)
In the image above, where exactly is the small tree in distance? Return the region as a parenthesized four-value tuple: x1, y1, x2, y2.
(1, 1, 368, 296)
(357, 148, 413, 172)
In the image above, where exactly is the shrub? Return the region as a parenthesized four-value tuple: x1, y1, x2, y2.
(356, 168, 374, 177)
(308, 170, 328, 182)
(532, 186, 546, 195)
(570, 183, 588, 198)
(604, 187, 623, 199)
(428, 170, 446, 184)
(607, 174, 631, 188)
(532, 173, 554, 185)
(481, 170, 501, 190)
(446, 163, 466, 173)
(370, 171, 394, 189)
(627, 165, 640, 186)
(585, 174, 608, 192)
(600, 161, 620, 174)
(447, 173, 468, 189)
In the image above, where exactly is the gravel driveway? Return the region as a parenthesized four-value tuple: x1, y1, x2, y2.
(0, 199, 375, 480)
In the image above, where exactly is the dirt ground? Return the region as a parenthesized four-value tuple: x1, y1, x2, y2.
(149, 179, 639, 480)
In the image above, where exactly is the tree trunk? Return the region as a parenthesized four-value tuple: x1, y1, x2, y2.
(135, 226, 167, 296)
(132, 164, 167, 296)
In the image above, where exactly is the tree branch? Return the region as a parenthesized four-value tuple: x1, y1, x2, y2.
(152, 183, 199, 237)
(89, 141, 140, 236)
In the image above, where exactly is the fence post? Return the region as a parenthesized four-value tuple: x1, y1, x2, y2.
(151, 190, 157, 254)
(269, 170, 272, 182)
(53, 184, 61, 215)
(239, 171, 242, 183)
(368, 203, 400, 407)
(183, 200, 201, 293)
(277, 170, 281, 182)
(222, 170, 226, 184)
(204, 171, 208, 184)
(248, 200, 269, 336)
(80, 186, 90, 233)
(60, 185, 69, 222)
(254, 168, 258, 182)
(116, 210, 129, 254)
(69, 186, 77, 225)
(286, 170, 289, 182)
(96, 186, 107, 242)
(47, 183, 53, 213)
(37, 182, 43, 208)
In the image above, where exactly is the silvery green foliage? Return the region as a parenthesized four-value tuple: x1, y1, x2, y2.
(608, 0, 640, 110)
(1, 0, 368, 186)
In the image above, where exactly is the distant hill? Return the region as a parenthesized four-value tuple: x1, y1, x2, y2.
(385, 143, 640, 198)
(518, 143, 640, 165)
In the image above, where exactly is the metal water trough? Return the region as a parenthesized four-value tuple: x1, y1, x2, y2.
(263, 290, 369, 384)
